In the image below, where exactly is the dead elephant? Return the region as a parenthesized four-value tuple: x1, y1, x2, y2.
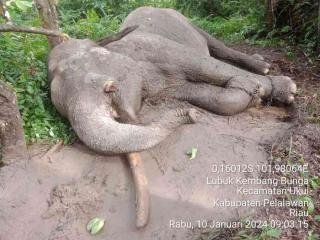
(48, 7, 297, 155)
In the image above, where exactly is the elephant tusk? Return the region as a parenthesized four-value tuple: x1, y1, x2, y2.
(127, 152, 150, 228)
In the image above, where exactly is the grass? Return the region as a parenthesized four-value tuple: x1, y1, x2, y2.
(297, 89, 320, 125)
(193, 14, 261, 43)
(0, 9, 75, 143)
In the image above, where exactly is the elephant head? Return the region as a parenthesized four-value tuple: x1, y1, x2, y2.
(48, 39, 197, 155)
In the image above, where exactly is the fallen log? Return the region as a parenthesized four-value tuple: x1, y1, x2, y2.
(0, 80, 27, 165)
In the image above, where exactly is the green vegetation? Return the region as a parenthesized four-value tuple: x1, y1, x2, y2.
(0, 27, 75, 143)
(197, 224, 283, 240)
(297, 88, 320, 124)
(0, 3, 75, 143)
(0, 0, 319, 142)
(268, 0, 319, 59)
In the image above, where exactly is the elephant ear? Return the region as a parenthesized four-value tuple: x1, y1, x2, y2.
(96, 25, 139, 47)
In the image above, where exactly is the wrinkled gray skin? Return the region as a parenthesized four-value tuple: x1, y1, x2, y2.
(48, 7, 297, 154)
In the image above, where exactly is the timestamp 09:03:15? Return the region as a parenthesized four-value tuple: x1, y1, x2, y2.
(211, 164, 308, 174)
(195, 219, 309, 229)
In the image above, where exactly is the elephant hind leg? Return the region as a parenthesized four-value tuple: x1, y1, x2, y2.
(191, 23, 270, 75)
(174, 82, 263, 116)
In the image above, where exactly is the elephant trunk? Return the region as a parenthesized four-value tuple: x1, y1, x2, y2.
(67, 94, 195, 155)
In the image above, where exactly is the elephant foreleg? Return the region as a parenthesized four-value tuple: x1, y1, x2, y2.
(174, 82, 262, 116)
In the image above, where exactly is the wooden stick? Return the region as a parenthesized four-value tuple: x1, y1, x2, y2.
(96, 25, 139, 46)
(0, 80, 28, 165)
(127, 152, 150, 228)
(0, 23, 68, 38)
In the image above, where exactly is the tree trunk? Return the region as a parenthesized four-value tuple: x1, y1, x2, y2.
(34, 0, 62, 47)
(0, 81, 27, 165)
(265, 0, 279, 29)
(317, 0, 320, 54)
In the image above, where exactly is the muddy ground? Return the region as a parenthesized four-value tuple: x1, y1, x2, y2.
(0, 44, 319, 240)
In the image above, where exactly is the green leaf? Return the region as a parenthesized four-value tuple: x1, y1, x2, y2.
(310, 179, 319, 189)
(21, 0, 33, 7)
(265, 228, 282, 238)
(186, 147, 198, 160)
(5, 1, 13, 7)
(26, 85, 34, 94)
(309, 177, 320, 189)
(301, 196, 315, 214)
(14, 0, 33, 11)
(314, 215, 320, 221)
(281, 26, 290, 33)
(308, 231, 319, 240)
(87, 217, 105, 235)
(48, 129, 55, 137)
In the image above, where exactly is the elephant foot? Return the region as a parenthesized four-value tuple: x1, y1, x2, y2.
(252, 53, 271, 74)
(228, 76, 266, 99)
(174, 108, 201, 124)
(155, 108, 200, 130)
(268, 76, 297, 104)
(226, 76, 266, 110)
(252, 85, 266, 107)
(187, 108, 201, 123)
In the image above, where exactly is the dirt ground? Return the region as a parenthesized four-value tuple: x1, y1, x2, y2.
(0, 44, 319, 240)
